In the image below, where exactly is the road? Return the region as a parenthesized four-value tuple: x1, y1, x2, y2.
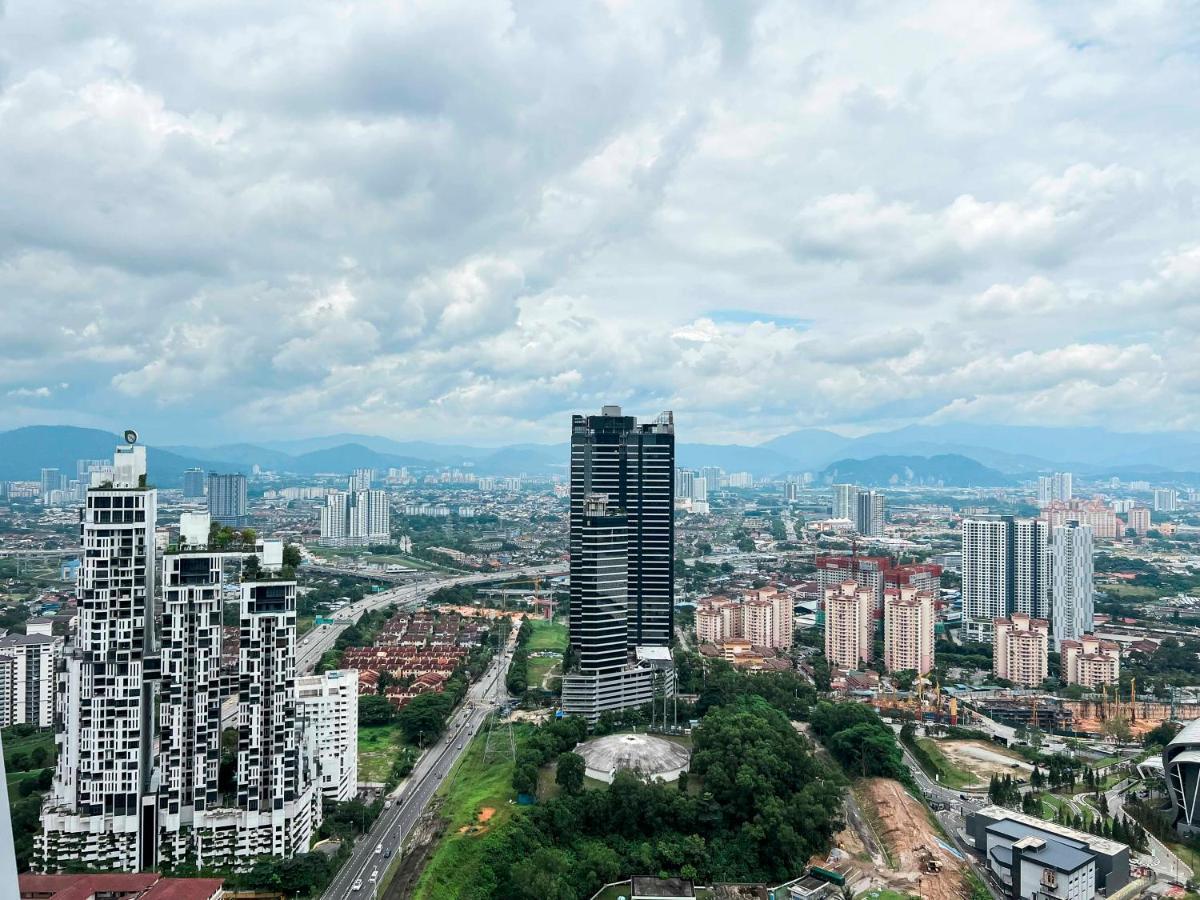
(1103, 776, 1193, 882)
(322, 624, 519, 900)
(895, 737, 1002, 900)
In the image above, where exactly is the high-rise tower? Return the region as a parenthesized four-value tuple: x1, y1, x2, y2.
(207, 473, 247, 526)
(563, 407, 675, 724)
(40, 441, 159, 871)
(569, 405, 674, 648)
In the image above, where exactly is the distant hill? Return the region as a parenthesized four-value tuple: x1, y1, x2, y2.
(291, 444, 434, 474)
(165, 442, 299, 472)
(0, 426, 231, 486)
(819, 454, 1014, 487)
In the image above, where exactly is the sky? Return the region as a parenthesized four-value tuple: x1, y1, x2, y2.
(2, 0, 1199, 447)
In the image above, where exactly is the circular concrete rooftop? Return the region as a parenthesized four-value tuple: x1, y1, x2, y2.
(575, 732, 690, 784)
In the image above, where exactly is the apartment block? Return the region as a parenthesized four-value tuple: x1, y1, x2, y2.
(319, 490, 391, 547)
(823, 582, 874, 670)
(0, 633, 60, 727)
(694, 588, 793, 650)
(994, 613, 1049, 687)
(1062, 636, 1120, 689)
(297, 669, 359, 802)
(883, 586, 934, 675)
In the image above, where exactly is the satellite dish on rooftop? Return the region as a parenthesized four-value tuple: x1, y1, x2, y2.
(124, 429, 138, 445)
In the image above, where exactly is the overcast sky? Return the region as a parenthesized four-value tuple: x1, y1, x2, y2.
(2, 1, 1198, 446)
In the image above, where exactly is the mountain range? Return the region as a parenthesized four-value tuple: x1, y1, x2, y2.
(2, 423, 1198, 486)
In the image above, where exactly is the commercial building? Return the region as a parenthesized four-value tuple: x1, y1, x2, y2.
(561, 495, 662, 724)
(993, 613, 1049, 687)
(823, 582, 874, 670)
(206, 473, 247, 526)
(182, 468, 207, 499)
(41, 443, 158, 871)
(962, 516, 1092, 645)
(1061, 636, 1119, 688)
(1165, 719, 1200, 835)
(568, 405, 674, 649)
(0, 634, 60, 728)
(966, 805, 1130, 898)
(562, 407, 677, 724)
(319, 490, 391, 547)
(297, 670, 359, 802)
(883, 586, 934, 675)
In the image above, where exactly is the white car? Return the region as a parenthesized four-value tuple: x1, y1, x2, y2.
(351, 878, 363, 891)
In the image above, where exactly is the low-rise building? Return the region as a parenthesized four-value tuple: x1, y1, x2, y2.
(994, 613, 1049, 687)
(966, 805, 1130, 898)
(1061, 635, 1120, 688)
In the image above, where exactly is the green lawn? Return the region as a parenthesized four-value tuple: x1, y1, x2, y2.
(527, 655, 561, 690)
(524, 618, 568, 653)
(358, 723, 408, 783)
(1100, 583, 1160, 600)
(412, 721, 534, 900)
(916, 738, 981, 790)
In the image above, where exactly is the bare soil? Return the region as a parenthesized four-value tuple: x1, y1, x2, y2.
(935, 739, 1032, 779)
(859, 778, 968, 900)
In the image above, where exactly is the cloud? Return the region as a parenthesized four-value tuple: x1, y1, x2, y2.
(1, 0, 1198, 442)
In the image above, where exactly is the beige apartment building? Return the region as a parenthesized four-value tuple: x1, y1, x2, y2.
(824, 581, 874, 670)
(994, 613, 1049, 687)
(883, 585, 934, 675)
(1061, 635, 1120, 688)
(694, 587, 793, 650)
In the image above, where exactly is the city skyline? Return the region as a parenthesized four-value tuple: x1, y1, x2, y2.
(4, 3, 1200, 445)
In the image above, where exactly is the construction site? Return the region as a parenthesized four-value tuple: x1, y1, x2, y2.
(817, 779, 969, 900)
(872, 677, 1200, 740)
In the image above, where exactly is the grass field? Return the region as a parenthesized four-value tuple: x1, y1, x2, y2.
(916, 738, 981, 790)
(412, 721, 533, 900)
(358, 723, 408, 783)
(1100, 583, 1160, 600)
(524, 618, 568, 653)
(527, 655, 561, 690)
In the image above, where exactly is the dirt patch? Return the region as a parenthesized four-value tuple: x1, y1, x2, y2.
(509, 708, 553, 724)
(384, 810, 445, 900)
(478, 807, 495, 822)
(935, 740, 1032, 780)
(859, 779, 968, 900)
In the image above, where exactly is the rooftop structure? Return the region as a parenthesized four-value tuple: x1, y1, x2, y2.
(575, 733, 690, 784)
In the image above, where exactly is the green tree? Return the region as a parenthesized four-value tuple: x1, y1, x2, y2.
(358, 694, 395, 726)
(555, 752, 585, 795)
(396, 691, 453, 745)
(282, 543, 302, 568)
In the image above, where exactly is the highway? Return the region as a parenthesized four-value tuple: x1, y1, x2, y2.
(322, 624, 519, 900)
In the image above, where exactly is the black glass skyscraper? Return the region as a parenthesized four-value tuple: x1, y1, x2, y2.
(569, 405, 674, 653)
